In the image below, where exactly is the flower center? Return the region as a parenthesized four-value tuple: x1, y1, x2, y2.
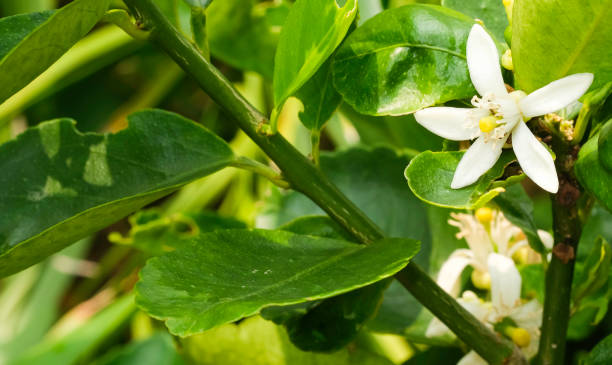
(479, 116, 500, 133)
(504, 326, 531, 348)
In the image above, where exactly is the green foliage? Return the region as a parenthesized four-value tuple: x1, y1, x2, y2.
(512, 0, 612, 92)
(332, 5, 475, 116)
(273, 0, 357, 115)
(135, 229, 419, 336)
(441, 0, 508, 44)
(109, 209, 247, 256)
(598, 119, 612, 170)
(584, 334, 612, 365)
(0, 110, 234, 277)
(96, 333, 185, 365)
(575, 134, 612, 212)
(494, 184, 546, 254)
(0, 0, 111, 104)
(182, 316, 394, 365)
(405, 150, 517, 209)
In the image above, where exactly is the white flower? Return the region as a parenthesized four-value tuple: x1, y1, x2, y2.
(428, 254, 543, 363)
(435, 209, 524, 296)
(414, 24, 593, 193)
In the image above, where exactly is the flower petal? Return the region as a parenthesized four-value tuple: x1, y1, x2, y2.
(425, 317, 450, 338)
(436, 250, 474, 297)
(451, 135, 507, 189)
(458, 351, 488, 365)
(414, 107, 479, 141)
(519, 73, 594, 118)
(512, 122, 559, 193)
(466, 24, 507, 97)
(537, 230, 554, 250)
(488, 253, 521, 316)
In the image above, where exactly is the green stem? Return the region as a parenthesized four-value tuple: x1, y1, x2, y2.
(102, 9, 150, 40)
(537, 142, 583, 365)
(311, 130, 321, 166)
(230, 156, 290, 189)
(122, 1, 524, 363)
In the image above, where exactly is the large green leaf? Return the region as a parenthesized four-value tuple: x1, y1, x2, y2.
(405, 150, 517, 209)
(332, 5, 475, 116)
(441, 0, 508, 44)
(575, 134, 612, 212)
(0, 109, 234, 277)
(273, 0, 357, 109)
(512, 0, 612, 92)
(136, 229, 419, 336)
(0, 0, 111, 104)
(599, 119, 612, 171)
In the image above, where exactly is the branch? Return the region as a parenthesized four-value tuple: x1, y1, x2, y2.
(121, 0, 525, 363)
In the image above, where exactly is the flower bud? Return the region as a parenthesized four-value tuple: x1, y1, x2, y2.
(475, 207, 493, 223)
(502, 49, 513, 71)
(471, 269, 491, 290)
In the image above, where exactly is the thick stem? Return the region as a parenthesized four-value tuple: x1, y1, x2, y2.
(122, 0, 524, 363)
(537, 143, 582, 365)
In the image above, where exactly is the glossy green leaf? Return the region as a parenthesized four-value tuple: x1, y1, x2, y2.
(0, 109, 235, 277)
(182, 316, 394, 365)
(207, 0, 288, 79)
(494, 184, 546, 254)
(441, 0, 508, 43)
(279, 216, 352, 241)
(0, 0, 111, 104)
(96, 333, 185, 365)
(0, 11, 53, 59)
(273, 0, 357, 109)
(109, 209, 246, 256)
(405, 150, 516, 209)
(136, 229, 419, 336)
(584, 333, 612, 365)
(332, 5, 475, 116)
(294, 59, 342, 131)
(575, 134, 612, 212)
(599, 119, 612, 171)
(512, 0, 612, 92)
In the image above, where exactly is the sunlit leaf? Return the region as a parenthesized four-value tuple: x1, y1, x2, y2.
(512, 0, 612, 92)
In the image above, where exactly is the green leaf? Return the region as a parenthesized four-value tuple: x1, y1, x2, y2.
(441, 0, 508, 44)
(182, 0, 212, 8)
(405, 150, 516, 209)
(0, 109, 235, 277)
(332, 5, 475, 116)
(279, 216, 353, 241)
(182, 316, 394, 365)
(403, 347, 464, 364)
(512, 0, 612, 92)
(12, 295, 136, 365)
(135, 229, 419, 336)
(575, 134, 612, 212)
(96, 333, 185, 365)
(273, 0, 357, 109)
(0, 0, 111, 104)
(599, 119, 612, 171)
(584, 333, 612, 365)
(294, 59, 342, 131)
(494, 184, 546, 254)
(207, 0, 288, 79)
(109, 209, 247, 256)
(573, 238, 612, 308)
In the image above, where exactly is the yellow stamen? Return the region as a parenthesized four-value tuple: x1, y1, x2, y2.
(471, 269, 491, 290)
(479, 116, 499, 133)
(505, 326, 531, 348)
(475, 207, 493, 223)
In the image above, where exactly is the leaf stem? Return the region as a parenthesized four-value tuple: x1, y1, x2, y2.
(121, 0, 524, 362)
(231, 156, 290, 189)
(537, 141, 583, 365)
(311, 130, 321, 166)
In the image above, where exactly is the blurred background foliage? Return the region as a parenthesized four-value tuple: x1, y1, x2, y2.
(0, 0, 610, 364)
